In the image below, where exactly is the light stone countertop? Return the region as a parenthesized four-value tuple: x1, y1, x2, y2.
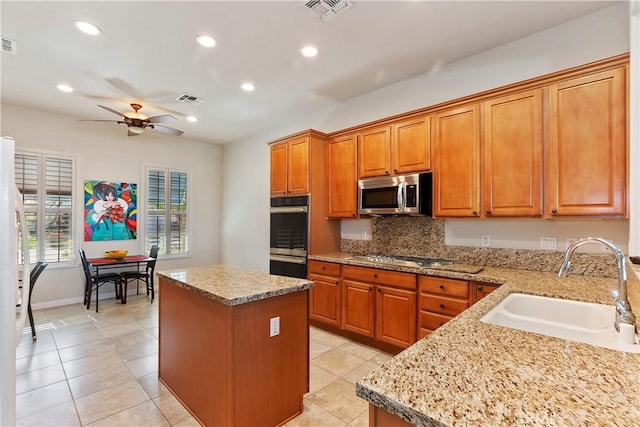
(310, 252, 640, 426)
(156, 264, 313, 306)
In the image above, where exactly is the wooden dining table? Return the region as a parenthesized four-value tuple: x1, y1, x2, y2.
(87, 255, 154, 303)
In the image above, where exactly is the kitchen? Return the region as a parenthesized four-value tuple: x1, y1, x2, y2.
(1, 1, 639, 426)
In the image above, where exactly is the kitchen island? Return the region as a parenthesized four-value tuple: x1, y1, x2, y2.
(156, 265, 313, 427)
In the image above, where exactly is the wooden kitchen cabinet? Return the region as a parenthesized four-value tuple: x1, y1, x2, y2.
(546, 67, 626, 217)
(269, 137, 309, 196)
(343, 265, 417, 348)
(432, 104, 481, 217)
(326, 134, 358, 218)
(358, 126, 391, 178)
(472, 282, 500, 303)
(483, 89, 543, 217)
(391, 115, 431, 175)
(357, 117, 431, 179)
(418, 276, 469, 339)
(308, 261, 341, 327)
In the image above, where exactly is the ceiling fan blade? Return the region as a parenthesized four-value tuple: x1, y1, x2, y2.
(98, 105, 126, 118)
(148, 124, 184, 136)
(79, 119, 125, 124)
(148, 114, 177, 124)
(127, 129, 141, 137)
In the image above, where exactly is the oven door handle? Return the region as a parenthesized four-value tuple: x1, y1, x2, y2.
(270, 206, 308, 213)
(270, 254, 307, 265)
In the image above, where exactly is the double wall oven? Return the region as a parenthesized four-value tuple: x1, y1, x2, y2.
(269, 195, 308, 279)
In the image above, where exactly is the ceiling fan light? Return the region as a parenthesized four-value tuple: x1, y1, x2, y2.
(128, 126, 145, 134)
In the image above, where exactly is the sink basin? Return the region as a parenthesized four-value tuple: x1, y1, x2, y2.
(481, 293, 640, 353)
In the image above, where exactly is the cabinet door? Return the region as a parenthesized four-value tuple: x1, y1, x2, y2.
(287, 137, 309, 194)
(375, 286, 416, 348)
(483, 90, 542, 217)
(391, 116, 431, 174)
(342, 280, 374, 338)
(473, 283, 499, 303)
(546, 67, 626, 217)
(432, 104, 480, 217)
(270, 143, 287, 196)
(327, 134, 358, 218)
(309, 273, 341, 327)
(358, 126, 391, 178)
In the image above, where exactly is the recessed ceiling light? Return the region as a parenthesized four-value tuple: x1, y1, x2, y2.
(74, 21, 102, 36)
(196, 35, 217, 48)
(56, 84, 73, 93)
(241, 82, 255, 92)
(301, 45, 318, 58)
(187, 116, 198, 122)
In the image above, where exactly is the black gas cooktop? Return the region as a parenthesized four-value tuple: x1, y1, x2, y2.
(348, 254, 454, 268)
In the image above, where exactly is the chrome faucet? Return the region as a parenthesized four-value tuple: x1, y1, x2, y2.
(558, 237, 636, 332)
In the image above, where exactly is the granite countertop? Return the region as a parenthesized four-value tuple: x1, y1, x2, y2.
(156, 265, 313, 306)
(311, 252, 640, 425)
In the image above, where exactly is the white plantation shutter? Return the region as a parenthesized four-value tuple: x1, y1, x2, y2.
(15, 151, 75, 264)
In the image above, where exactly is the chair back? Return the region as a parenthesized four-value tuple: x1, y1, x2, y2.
(79, 249, 94, 284)
(147, 245, 159, 273)
(29, 261, 48, 293)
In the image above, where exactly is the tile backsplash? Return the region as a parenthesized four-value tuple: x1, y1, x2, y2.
(340, 216, 620, 277)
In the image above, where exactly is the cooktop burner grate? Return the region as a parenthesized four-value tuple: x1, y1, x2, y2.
(350, 254, 454, 268)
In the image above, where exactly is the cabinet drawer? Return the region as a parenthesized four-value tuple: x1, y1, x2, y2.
(419, 311, 453, 331)
(308, 260, 341, 277)
(419, 276, 469, 298)
(420, 295, 468, 317)
(343, 265, 416, 290)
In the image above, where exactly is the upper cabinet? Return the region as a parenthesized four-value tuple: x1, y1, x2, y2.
(327, 134, 358, 218)
(482, 89, 543, 217)
(432, 104, 481, 217)
(546, 67, 626, 217)
(270, 136, 309, 196)
(391, 116, 431, 174)
(357, 116, 431, 179)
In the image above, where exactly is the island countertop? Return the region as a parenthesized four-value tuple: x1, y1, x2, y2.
(308, 252, 640, 425)
(156, 264, 313, 306)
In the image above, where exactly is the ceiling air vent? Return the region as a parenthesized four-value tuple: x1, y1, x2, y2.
(2, 37, 17, 55)
(304, 0, 353, 21)
(176, 93, 205, 105)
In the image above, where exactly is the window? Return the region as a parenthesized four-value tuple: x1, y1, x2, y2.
(145, 166, 190, 256)
(15, 151, 75, 264)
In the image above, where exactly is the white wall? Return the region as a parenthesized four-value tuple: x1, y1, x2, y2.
(1, 104, 222, 307)
(221, 3, 633, 271)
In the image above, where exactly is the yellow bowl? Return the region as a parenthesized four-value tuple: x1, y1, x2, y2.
(104, 250, 128, 260)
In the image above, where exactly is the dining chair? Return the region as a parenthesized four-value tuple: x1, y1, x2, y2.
(79, 249, 123, 312)
(121, 245, 159, 303)
(27, 261, 48, 340)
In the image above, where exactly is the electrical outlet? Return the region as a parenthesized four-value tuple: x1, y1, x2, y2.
(481, 235, 491, 247)
(540, 237, 557, 250)
(270, 316, 280, 337)
(361, 231, 368, 240)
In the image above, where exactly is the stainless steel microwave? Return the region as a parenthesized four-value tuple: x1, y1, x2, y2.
(358, 172, 433, 216)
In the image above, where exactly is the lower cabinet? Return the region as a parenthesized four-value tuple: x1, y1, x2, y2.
(418, 276, 470, 339)
(473, 282, 500, 303)
(308, 260, 341, 327)
(343, 265, 417, 348)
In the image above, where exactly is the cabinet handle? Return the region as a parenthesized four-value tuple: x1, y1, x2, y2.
(439, 285, 444, 289)
(321, 266, 325, 270)
(486, 210, 491, 215)
(477, 286, 482, 291)
(394, 168, 398, 173)
(439, 304, 445, 309)
(472, 211, 478, 216)
(377, 288, 381, 292)
(352, 213, 357, 217)
(385, 171, 390, 175)
(551, 209, 557, 214)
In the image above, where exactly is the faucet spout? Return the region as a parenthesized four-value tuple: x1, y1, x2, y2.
(558, 237, 635, 332)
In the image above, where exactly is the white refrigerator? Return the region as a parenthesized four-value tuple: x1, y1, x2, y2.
(0, 136, 31, 426)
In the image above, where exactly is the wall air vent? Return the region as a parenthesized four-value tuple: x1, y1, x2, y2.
(2, 37, 17, 55)
(176, 93, 205, 105)
(304, 0, 353, 21)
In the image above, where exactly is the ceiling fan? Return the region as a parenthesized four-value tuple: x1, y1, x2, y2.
(81, 103, 184, 137)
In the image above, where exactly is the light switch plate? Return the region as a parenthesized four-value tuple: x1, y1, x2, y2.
(481, 235, 491, 247)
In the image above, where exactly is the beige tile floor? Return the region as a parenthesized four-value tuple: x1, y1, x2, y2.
(16, 291, 392, 426)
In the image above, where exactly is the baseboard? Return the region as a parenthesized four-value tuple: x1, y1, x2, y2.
(31, 287, 156, 310)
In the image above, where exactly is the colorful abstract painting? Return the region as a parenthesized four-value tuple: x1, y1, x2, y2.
(84, 181, 137, 241)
